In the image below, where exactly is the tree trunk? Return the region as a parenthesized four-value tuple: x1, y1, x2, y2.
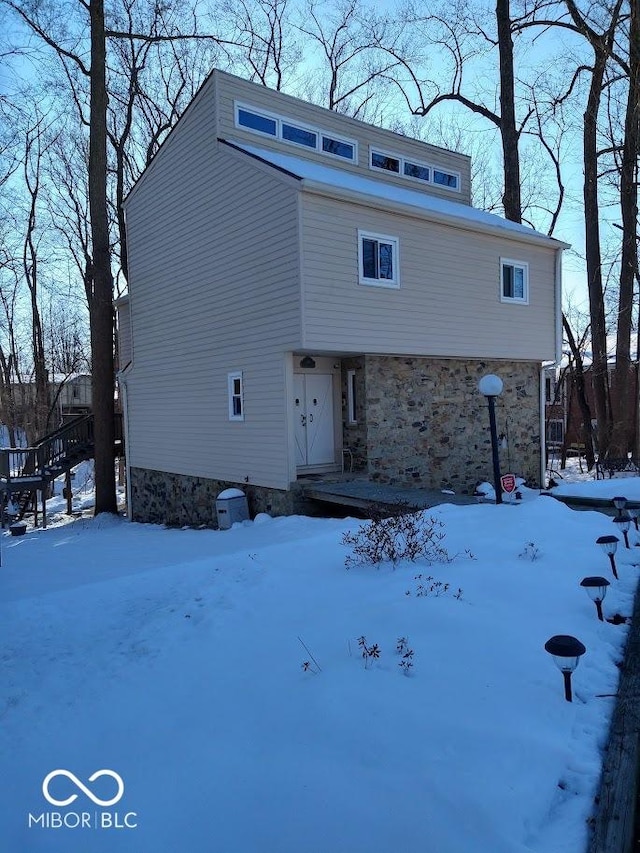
(89, 0, 117, 514)
(563, 313, 595, 469)
(583, 49, 610, 458)
(496, 0, 522, 222)
(610, 0, 639, 456)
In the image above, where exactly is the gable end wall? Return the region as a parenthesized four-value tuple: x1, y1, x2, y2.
(125, 87, 302, 490)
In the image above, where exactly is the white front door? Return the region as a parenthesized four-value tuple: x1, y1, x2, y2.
(294, 373, 335, 467)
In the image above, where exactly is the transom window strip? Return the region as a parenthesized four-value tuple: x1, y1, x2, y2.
(235, 102, 356, 162)
(370, 148, 460, 191)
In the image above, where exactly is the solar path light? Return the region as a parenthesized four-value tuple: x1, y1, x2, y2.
(544, 635, 586, 702)
(612, 514, 632, 549)
(596, 535, 620, 579)
(612, 495, 627, 511)
(579, 576, 610, 621)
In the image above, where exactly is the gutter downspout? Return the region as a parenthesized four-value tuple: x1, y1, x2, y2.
(540, 247, 564, 488)
(117, 369, 132, 521)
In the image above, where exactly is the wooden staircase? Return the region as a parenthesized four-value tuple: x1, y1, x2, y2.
(0, 414, 124, 526)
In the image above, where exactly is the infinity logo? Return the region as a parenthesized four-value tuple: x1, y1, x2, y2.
(42, 769, 125, 807)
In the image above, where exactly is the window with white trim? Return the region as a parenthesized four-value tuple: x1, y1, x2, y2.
(371, 151, 400, 173)
(234, 102, 357, 162)
(347, 370, 357, 424)
(501, 258, 529, 303)
(228, 371, 244, 421)
(282, 121, 317, 148)
(358, 230, 399, 288)
(546, 419, 564, 446)
(322, 135, 355, 160)
(370, 147, 460, 191)
(237, 107, 277, 137)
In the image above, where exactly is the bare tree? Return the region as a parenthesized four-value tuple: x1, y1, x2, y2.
(20, 114, 50, 443)
(562, 0, 624, 457)
(2, 0, 231, 513)
(296, 0, 406, 119)
(217, 0, 302, 90)
(610, 0, 638, 455)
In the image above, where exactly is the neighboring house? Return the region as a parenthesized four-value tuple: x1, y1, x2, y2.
(120, 69, 567, 526)
(50, 373, 92, 420)
(1, 373, 92, 443)
(544, 365, 568, 453)
(544, 357, 639, 458)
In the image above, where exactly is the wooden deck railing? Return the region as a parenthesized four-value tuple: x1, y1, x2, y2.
(0, 413, 123, 488)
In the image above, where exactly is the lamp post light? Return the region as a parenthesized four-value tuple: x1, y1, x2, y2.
(478, 374, 504, 505)
(612, 514, 632, 549)
(579, 576, 610, 621)
(613, 495, 628, 512)
(596, 534, 620, 579)
(544, 635, 586, 702)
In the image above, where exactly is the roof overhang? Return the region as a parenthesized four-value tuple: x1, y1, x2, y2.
(223, 139, 571, 251)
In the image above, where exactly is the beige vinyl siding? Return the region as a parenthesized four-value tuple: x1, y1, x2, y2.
(300, 193, 557, 360)
(214, 70, 472, 205)
(124, 93, 302, 489)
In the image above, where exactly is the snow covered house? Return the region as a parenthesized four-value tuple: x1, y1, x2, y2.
(120, 69, 567, 525)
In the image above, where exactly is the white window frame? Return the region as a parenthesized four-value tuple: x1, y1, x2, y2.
(432, 168, 460, 190)
(281, 119, 319, 150)
(235, 103, 279, 138)
(402, 159, 431, 183)
(369, 147, 401, 174)
(234, 101, 357, 163)
(369, 146, 461, 192)
(228, 371, 244, 421)
(347, 369, 357, 424)
(500, 258, 529, 304)
(320, 132, 358, 162)
(358, 230, 400, 289)
(546, 418, 564, 446)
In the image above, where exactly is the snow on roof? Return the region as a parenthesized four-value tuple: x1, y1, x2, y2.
(230, 140, 568, 248)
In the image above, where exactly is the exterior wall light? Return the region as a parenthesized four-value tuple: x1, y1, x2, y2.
(300, 356, 316, 369)
(579, 576, 610, 621)
(544, 635, 586, 702)
(478, 374, 504, 505)
(596, 534, 620, 579)
(612, 514, 631, 549)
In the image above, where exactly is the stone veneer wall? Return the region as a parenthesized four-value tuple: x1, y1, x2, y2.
(364, 356, 541, 493)
(129, 467, 317, 527)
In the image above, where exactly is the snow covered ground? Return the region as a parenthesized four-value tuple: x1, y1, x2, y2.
(1, 468, 638, 853)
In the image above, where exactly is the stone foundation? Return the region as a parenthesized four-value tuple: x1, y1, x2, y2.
(360, 356, 541, 493)
(129, 468, 316, 527)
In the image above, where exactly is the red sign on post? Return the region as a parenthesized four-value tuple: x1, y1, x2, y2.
(501, 474, 517, 494)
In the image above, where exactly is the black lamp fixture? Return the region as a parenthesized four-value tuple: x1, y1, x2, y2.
(477, 374, 504, 505)
(596, 534, 620, 579)
(580, 576, 610, 621)
(612, 514, 632, 549)
(299, 356, 316, 369)
(544, 635, 586, 702)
